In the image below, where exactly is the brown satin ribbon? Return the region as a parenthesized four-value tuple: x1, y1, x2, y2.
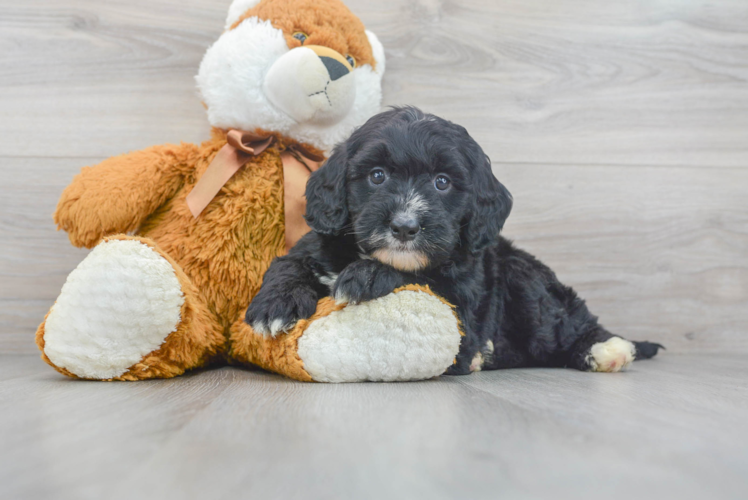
(186, 130, 274, 218)
(280, 146, 323, 250)
(185, 129, 325, 251)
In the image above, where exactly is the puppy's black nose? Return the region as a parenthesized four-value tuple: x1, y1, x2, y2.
(390, 216, 420, 242)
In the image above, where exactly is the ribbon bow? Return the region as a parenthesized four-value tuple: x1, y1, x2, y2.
(186, 130, 274, 218)
(186, 130, 323, 219)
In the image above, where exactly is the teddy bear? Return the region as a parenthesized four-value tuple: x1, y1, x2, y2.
(35, 0, 463, 383)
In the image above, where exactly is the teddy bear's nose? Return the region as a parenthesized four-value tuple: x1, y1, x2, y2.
(262, 43, 357, 125)
(304, 45, 353, 81)
(319, 56, 350, 81)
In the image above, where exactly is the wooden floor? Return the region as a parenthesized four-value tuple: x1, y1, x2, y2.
(1, 0, 748, 498)
(1, 353, 746, 499)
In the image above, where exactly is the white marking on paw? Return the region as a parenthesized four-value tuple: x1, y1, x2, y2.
(251, 321, 269, 336)
(470, 351, 484, 372)
(334, 291, 350, 305)
(481, 339, 495, 367)
(586, 337, 636, 373)
(318, 273, 338, 288)
(269, 318, 289, 337)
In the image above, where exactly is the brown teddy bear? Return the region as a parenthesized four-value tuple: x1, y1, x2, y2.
(35, 0, 463, 383)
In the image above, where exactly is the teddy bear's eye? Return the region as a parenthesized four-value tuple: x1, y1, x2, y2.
(346, 55, 356, 68)
(293, 32, 308, 44)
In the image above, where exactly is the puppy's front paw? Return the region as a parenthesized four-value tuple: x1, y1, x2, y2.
(332, 259, 404, 305)
(245, 286, 318, 337)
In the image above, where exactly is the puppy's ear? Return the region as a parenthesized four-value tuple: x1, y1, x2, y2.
(304, 144, 349, 235)
(465, 154, 513, 253)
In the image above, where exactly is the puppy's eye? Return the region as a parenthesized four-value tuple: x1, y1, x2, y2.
(293, 32, 308, 44)
(346, 55, 356, 68)
(370, 168, 386, 185)
(434, 174, 451, 191)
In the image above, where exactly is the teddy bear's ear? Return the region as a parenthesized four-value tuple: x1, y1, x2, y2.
(365, 30, 386, 76)
(225, 0, 262, 30)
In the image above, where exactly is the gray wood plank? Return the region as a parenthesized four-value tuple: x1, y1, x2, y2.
(1, 354, 746, 500)
(2, 0, 748, 166)
(372, 0, 748, 168)
(0, 0, 222, 156)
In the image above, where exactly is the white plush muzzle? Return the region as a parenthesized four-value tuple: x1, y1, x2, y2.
(196, 17, 385, 152)
(263, 46, 356, 126)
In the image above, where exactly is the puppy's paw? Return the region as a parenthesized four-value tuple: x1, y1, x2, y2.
(245, 286, 318, 337)
(585, 337, 636, 372)
(332, 259, 404, 305)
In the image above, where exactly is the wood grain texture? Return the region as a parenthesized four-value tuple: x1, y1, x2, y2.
(1, 354, 747, 499)
(1, 0, 747, 355)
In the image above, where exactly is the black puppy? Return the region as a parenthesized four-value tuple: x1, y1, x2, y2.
(246, 107, 663, 374)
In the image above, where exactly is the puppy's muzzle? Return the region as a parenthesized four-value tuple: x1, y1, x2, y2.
(263, 45, 356, 126)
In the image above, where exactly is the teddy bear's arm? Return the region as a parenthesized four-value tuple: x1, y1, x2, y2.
(54, 143, 198, 248)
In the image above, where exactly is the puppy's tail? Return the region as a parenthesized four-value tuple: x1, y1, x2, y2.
(633, 341, 665, 360)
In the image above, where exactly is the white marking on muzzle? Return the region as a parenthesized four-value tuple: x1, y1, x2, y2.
(403, 190, 428, 219)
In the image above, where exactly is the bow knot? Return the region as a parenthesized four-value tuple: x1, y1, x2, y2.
(225, 130, 274, 157)
(185, 129, 324, 251)
(186, 130, 323, 218)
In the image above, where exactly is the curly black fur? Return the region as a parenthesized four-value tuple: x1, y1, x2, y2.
(246, 107, 663, 373)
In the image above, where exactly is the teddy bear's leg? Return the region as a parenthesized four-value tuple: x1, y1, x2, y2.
(36, 235, 224, 381)
(229, 285, 463, 382)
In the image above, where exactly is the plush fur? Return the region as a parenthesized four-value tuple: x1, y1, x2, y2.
(36, 0, 387, 380)
(198, 0, 385, 153)
(246, 107, 664, 374)
(42, 239, 186, 379)
(52, 130, 292, 331)
(230, 284, 462, 382)
(37, 235, 225, 381)
(225, 0, 262, 29)
(296, 286, 462, 382)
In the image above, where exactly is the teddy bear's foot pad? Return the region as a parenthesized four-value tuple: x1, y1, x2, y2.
(42, 239, 184, 379)
(297, 288, 462, 383)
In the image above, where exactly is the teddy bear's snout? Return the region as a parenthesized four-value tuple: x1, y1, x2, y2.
(263, 44, 356, 126)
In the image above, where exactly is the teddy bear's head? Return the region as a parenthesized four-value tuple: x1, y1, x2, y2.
(197, 0, 385, 152)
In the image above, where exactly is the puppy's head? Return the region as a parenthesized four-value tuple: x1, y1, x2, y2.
(197, 0, 385, 152)
(305, 107, 513, 272)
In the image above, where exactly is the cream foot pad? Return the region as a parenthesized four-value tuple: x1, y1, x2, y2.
(42, 239, 184, 379)
(231, 285, 463, 383)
